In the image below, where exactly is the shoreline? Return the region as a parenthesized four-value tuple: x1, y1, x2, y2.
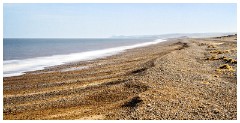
(26, 39, 174, 74)
(3, 35, 237, 120)
(3, 38, 166, 77)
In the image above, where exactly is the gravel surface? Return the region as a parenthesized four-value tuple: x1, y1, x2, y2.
(3, 34, 237, 120)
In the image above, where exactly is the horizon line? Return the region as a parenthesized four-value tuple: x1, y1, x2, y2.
(3, 32, 237, 39)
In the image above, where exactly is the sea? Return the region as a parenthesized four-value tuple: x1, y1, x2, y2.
(3, 38, 165, 77)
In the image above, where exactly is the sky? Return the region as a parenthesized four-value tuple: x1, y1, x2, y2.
(3, 3, 237, 38)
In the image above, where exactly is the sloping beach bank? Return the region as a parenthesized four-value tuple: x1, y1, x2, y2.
(3, 35, 237, 120)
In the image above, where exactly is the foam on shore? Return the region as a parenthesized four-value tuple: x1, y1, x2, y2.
(3, 39, 166, 77)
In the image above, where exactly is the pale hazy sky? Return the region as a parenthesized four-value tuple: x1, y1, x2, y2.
(3, 3, 237, 38)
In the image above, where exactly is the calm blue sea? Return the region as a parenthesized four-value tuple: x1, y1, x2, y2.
(4, 38, 155, 60)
